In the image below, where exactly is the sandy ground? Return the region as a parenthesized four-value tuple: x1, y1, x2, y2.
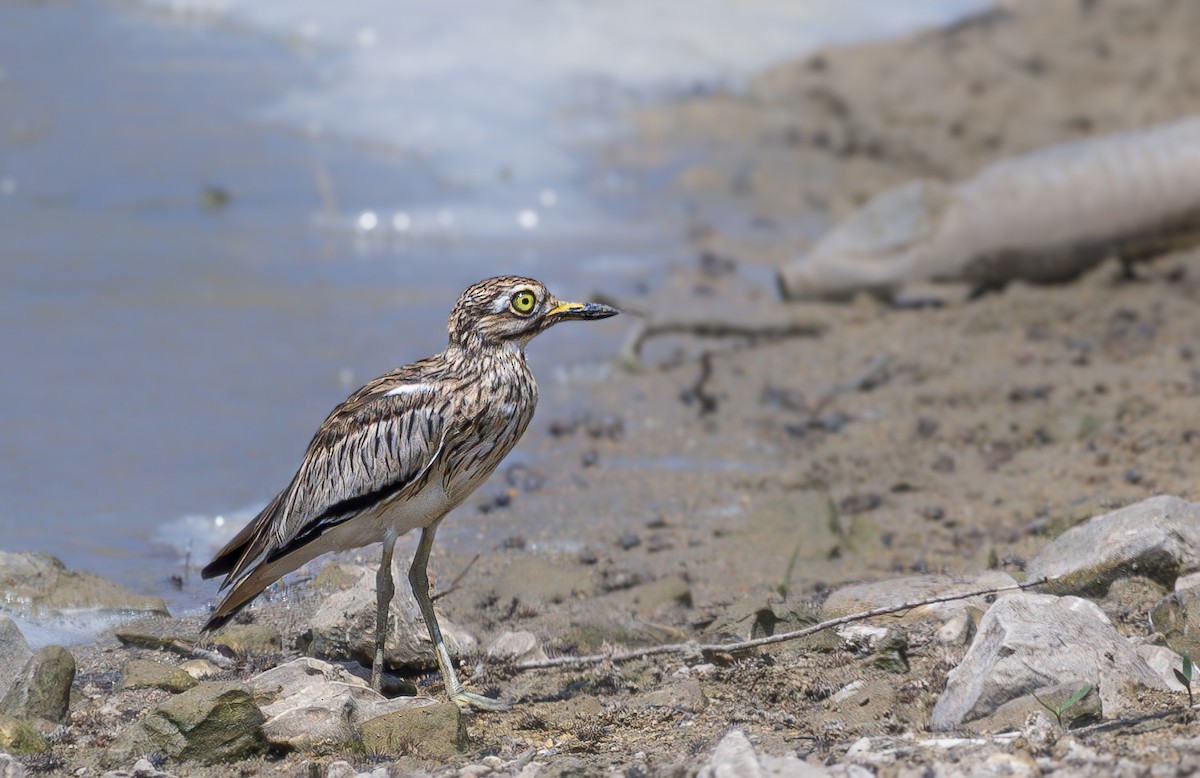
(29, 0, 1200, 774)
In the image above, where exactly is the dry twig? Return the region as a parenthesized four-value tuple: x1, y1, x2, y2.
(512, 575, 1054, 672)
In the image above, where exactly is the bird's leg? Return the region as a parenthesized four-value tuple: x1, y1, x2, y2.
(371, 528, 398, 692)
(409, 525, 510, 711)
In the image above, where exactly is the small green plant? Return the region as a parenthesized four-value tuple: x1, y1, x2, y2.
(1175, 651, 1194, 709)
(1033, 682, 1092, 728)
(776, 540, 803, 601)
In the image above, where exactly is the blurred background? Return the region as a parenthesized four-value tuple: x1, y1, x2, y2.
(0, 0, 989, 614)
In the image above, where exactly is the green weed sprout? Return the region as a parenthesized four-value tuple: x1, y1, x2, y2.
(1175, 651, 1194, 709)
(1033, 683, 1092, 728)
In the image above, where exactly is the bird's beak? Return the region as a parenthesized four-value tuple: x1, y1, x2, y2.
(546, 300, 620, 321)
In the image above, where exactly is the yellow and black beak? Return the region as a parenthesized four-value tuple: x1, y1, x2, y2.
(546, 300, 620, 322)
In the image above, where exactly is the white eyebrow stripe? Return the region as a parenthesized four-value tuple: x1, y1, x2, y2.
(384, 383, 435, 397)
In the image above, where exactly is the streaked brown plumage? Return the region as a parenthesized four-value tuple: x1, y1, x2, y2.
(201, 276, 618, 709)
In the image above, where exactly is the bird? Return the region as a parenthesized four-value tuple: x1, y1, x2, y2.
(200, 276, 618, 710)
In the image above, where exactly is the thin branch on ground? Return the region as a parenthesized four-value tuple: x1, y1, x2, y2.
(511, 575, 1054, 672)
(595, 295, 827, 370)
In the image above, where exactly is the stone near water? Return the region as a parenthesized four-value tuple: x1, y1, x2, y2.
(358, 702, 468, 759)
(0, 551, 167, 618)
(248, 657, 443, 751)
(0, 645, 75, 722)
(0, 717, 48, 755)
(102, 681, 267, 767)
(209, 623, 282, 656)
(178, 659, 220, 680)
(0, 618, 33, 705)
(1026, 495, 1200, 595)
(118, 659, 197, 694)
(305, 563, 476, 672)
(931, 593, 1169, 730)
(246, 656, 366, 704)
(0, 752, 26, 778)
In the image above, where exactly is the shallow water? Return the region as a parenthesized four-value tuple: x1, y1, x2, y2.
(0, 0, 987, 626)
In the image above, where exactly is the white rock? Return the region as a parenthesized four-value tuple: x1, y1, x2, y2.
(0, 753, 26, 778)
(178, 659, 221, 680)
(247, 657, 439, 749)
(931, 593, 1169, 729)
(831, 680, 865, 703)
(307, 563, 476, 671)
(0, 616, 33, 702)
(820, 572, 1017, 625)
(1136, 644, 1188, 692)
(699, 729, 828, 777)
(1027, 495, 1200, 594)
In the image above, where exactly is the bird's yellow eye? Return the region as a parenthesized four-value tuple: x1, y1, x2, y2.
(510, 290, 537, 315)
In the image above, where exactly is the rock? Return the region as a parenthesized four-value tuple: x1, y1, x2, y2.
(698, 728, 828, 777)
(118, 659, 197, 694)
(1136, 645, 1188, 692)
(1027, 495, 1200, 595)
(0, 618, 33, 704)
(306, 563, 476, 672)
(0, 551, 167, 617)
(100, 757, 180, 777)
(358, 702, 467, 759)
(0, 752, 26, 778)
(178, 659, 221, 680)
(972, 681, 1103, 732)
(209, 624, 281, 656)
(629, 678, 707, 713)
(246, 656, 367, 705)
(486, 631, 548, 664)
(820, 572, 1018, 625)
(1151, 589, 1200, 658)
(1, 645, 75, 722)
(930, 593, 1169, 730)
(247, 657, 443, 750)
(102, 681, 266, 766)
(0, 716, 48, 755)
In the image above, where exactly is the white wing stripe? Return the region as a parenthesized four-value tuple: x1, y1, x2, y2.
(384, 383, 434, 397)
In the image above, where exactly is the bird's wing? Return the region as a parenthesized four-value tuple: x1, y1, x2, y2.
(203, 371, 453, 588)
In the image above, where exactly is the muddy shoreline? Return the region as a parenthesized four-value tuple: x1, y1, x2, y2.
(7, 0, 1200, 775)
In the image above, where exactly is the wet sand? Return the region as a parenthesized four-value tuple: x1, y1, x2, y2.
(22, 0, 1200, 774)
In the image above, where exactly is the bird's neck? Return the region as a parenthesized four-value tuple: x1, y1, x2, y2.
(444, 339, 528, 367)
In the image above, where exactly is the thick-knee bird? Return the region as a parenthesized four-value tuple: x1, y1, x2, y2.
(201, 276, 618, 710)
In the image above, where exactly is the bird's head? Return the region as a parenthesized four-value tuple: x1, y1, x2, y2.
(448, 276, 619, 350)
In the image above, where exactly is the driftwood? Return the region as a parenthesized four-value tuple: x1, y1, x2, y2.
(778, 116, 1200, 301)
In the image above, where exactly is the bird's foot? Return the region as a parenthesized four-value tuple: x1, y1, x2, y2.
(451, 689, 512, 712)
